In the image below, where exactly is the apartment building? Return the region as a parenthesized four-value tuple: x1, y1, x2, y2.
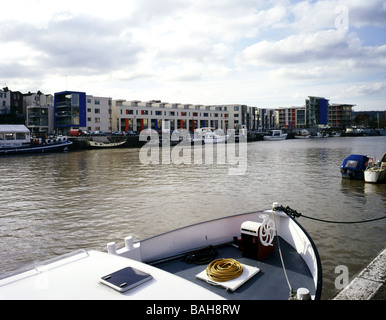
(329, 103, 354, 129)
(114, 100, 229, 133)
(276, 107, 306, 129)
(0, 88, 10, 115)
(86, 95, 112, 133)
(306, 96, 329, 127)
(305, 96, 353, 129)
(24, 92, 54, 134)
(54, 91, 112, 134)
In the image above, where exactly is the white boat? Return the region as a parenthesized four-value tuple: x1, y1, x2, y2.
(365, 153, 386, 183)
(0, 203, 322, 300)
(88, 140, 126, 148)
(263, 130, 288, 141)
(294, 130, 310, 139)
(0, 125, 72, 155)
(195, 127, 228, 144)
(310, 132, 325, 138)
(330, 131, 341, 137)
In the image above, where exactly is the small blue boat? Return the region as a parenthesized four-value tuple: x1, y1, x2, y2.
(340, 154, 370, 180)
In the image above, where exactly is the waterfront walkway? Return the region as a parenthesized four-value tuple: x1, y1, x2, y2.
(334, 248, 386, 300)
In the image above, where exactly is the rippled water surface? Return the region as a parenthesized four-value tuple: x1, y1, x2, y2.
(0, 136, 385, 299)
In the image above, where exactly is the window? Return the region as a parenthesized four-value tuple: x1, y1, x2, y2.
(95, 109, 100, 114)
(71, 93, 79, 106)
(94, 99, 100, 105)
(346, 160, 358, 169)
(5, 133, 15, 140)
(16, 133, 26, 140)
(95, 118, 100, 123)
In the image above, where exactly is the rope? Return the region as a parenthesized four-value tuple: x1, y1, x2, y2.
(274, 205, 386, 224)
(206, 258, 243, 282)
(271, 210, 294, 298)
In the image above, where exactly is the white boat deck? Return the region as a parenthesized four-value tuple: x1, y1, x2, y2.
(0, 250, 223, 300)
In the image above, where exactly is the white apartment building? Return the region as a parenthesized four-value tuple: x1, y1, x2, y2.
(114, 100, 229, 132)
(85, 95, 112, 133)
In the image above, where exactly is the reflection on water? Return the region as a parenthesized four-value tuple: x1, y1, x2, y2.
(0, 136, 385, 299)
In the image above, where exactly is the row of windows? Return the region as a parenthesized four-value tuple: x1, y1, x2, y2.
(88, 117, 101, 123)
(87, 99, 101, 105)
(121, 109, 226, 118)
(124, 103, 228, 111)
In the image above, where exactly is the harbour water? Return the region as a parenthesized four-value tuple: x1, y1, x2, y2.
(0, 136, 385, 299)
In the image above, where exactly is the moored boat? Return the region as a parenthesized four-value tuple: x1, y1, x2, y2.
(310, 132, 325, 138)
(195, 127, 228, 144)
(364, 153, 386, 183)
(88, 140, 126, 148)
(0, 203, 322, 300)
(294, 129, 310, 139)
(263, 130, 288, 141)
(340, 154, 370, 180)
(0, 125, 72, 155)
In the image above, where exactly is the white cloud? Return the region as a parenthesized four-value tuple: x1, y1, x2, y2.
(240, 29, 361, 66)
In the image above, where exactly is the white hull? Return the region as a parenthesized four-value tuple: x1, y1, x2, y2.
(89, 140, 126, 148)
(364, 168, 386, 183)
(263, 130, 287, 141)
(263, 135, 287, 141)
(203, 136, 227, 144)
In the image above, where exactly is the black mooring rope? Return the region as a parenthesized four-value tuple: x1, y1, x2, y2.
(274, 205, 386, 224)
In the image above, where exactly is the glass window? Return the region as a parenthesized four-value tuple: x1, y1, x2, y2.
(71, 93, 79, 106)
(16, 133, 26, 140)
(346, 160, 358, 168)
(5, 133, 15, 140)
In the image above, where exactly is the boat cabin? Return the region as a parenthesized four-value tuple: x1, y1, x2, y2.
(340, 154, 370, 180)
(0, 125, 31, 147)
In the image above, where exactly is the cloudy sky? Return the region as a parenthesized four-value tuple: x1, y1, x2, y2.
(1, 0, 385, 111)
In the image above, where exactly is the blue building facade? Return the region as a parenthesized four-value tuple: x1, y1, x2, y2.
(306, 96, 329, 127)
(54, 91, 86, 132)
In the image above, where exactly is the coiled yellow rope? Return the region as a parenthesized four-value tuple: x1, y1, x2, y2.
(206, 258, 243, 282)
